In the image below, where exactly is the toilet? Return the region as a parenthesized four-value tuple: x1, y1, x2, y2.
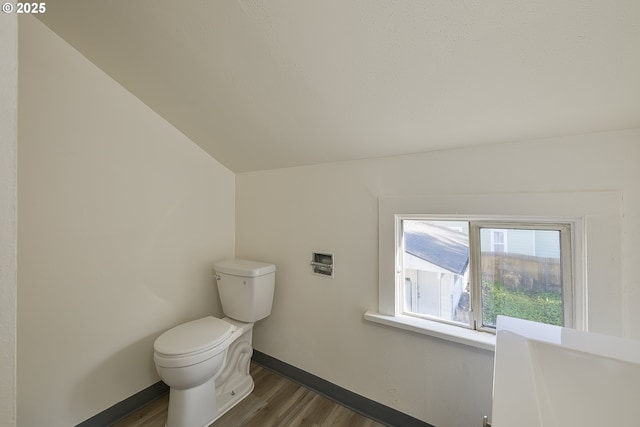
(153, 259, 276, 427)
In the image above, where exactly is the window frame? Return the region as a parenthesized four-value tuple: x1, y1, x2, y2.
(397, 215, 574, 333)
(369, 192, 624, 351)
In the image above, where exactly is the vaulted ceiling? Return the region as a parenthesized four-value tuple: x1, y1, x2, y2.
(37, 1, 640, 172)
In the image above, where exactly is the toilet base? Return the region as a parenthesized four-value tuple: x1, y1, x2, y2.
(210, 331, 255, 423)
(165, 374, 254, 427)
(166, 376, 218, 427)
(211, 373, 254, 423)
(164, 320, 255, 427)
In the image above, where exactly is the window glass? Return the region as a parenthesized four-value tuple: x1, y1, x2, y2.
(402, 220, 470, 325)
(479, 227, 564, 328)
(400, 219, 572, 331)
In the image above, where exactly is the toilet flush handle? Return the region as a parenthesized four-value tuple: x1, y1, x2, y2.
(214, 274, 221, 281)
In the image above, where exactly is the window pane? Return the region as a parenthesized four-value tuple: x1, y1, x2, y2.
(402, 220, 470, 324)
(480, 228, 564, 328)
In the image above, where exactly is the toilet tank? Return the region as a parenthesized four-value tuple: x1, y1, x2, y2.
(214, 259, 276, 323)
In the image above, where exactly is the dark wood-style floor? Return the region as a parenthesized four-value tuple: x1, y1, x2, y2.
(112, 362, 386, 427)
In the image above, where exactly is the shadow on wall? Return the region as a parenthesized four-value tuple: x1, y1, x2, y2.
(72, 332, 161, 424)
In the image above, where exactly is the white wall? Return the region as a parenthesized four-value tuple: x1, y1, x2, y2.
(237, 130, 640, 426)
(0, 11, 18, 427)
(14, 12, 640, 427)
(17, 16, 235, 426)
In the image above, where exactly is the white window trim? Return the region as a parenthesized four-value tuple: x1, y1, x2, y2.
(364, 311, 497, 351)
(368, 191, 624, 351)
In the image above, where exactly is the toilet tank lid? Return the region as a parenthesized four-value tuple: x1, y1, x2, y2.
(214, 259, 276, 277)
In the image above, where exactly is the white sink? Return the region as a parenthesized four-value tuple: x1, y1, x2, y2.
(491, 316, 640, 427)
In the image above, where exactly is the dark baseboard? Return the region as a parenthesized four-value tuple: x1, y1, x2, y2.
(75, 381, 168, 427)
(251, 350, 435, 427)
(76, 351, 434, 427)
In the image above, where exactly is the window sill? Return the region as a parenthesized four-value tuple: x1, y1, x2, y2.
(364, 311, 496, 351)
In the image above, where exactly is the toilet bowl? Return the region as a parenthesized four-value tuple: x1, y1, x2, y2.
(153, 259, 275, 427)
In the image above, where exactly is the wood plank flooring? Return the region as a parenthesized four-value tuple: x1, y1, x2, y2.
(111, 362, 386, 427)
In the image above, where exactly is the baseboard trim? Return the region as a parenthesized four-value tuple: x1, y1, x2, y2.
(75, 381, 168, 427)
(251, 350, 435, 427)
(77, 351, 434, 427)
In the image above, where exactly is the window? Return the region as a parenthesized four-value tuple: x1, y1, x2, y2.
(399, 217, 573, 332)
(369, 192, 622, 349)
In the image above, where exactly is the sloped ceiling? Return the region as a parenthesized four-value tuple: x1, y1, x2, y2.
(37, 0, 640, 172)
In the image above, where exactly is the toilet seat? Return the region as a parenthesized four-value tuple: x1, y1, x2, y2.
(154, 317, 236, 368)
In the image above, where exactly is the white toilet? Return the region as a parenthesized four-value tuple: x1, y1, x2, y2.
(153, 259, 276, 427)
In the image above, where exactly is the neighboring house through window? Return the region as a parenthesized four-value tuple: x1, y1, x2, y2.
(490, 229, 506, 253)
